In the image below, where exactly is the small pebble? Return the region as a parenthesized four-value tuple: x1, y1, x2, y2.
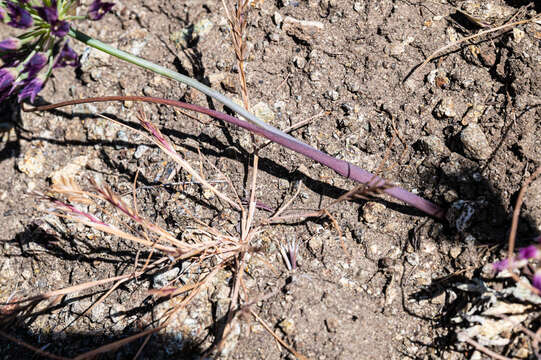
(310, 70, 322, 81)
(293, 55, 306, 69)
(461, 123, 492, 160)
(153, 267, 180, 288)
(134, 144, 150, 159)
(273, 12, 283, 27)
(434, 98, 456, 119)
(324, 89, 339, 101)
(278, 318, 295, 335)
(17, 148, 45, 177)
(362, 202, 386, 223)
(449, 246, 462, 259)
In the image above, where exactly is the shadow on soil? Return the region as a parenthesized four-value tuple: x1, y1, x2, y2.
(401, 158, 540, 356)
(0, 225, 223, 360)
(0, 327, 206, 360)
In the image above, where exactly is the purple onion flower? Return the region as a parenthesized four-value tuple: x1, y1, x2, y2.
(0, 68, 16, 91)
(0, 37, 21, 51)
(54, 42, 79, 68)
(18, 76, 44, 103)
(36, 3, 70, 37)
(0, 0, 113, 103)
(518, 245, 539, 260)
(6, 2, 33, 29)
(88, 0, 114, 21)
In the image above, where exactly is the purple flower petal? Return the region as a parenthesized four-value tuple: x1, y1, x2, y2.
(88, 0, 114, 20)
(0, 7, 6, 22)
(36, 5, 59, 24)
(493, 258, 509, 272)
(54, 42, 79, 68)
(24, 53, 48, 77)
(518, 245, 539, 260)
(51, 20, 69, 37)
(35, 3, 69, 37)
(0, 37, 21, 51)
(6, 2, 33, 29)
(18, 76, 44, 103)
(0, 68, 16, 91)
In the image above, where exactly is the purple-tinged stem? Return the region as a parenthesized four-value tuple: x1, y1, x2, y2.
(26, 96, 447, 219)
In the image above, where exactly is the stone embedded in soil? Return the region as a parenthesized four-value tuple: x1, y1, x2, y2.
(49, 155, 89, 185)
(308, 236, 323, 252)
(153, 267, 181, 288)
(278, 318, 295, 335)
(460, 123, 492, 160)
(252, 102, 275, 125)
(133, 144, 150, 159)
(17, 147, 45, 177)
(446, 200, 477, 233)
(434, 98, 457, 119)
(461, 102, 485, 125)
(417, 135, 450, 156)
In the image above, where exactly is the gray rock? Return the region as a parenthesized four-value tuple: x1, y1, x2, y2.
(461, 123, 492, 160)
(418, 135, 450, 156)
(134, 145, 150, 159)
(153, 267, 181, 288)
(325, 89, 339, 101)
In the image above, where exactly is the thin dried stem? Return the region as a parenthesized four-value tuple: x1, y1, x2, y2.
(250, 309, 308, 360)
(507, 167, 541, 263)
(407, 15, 540, 81)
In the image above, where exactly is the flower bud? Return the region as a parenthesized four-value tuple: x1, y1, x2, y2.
(0, 67, 17, 91)
(18, 75, 45, 103)
(88, 0, 114, 21)
(0, 37, 21, 51)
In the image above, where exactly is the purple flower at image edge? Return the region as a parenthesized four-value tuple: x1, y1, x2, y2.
(6, 2, 33, 29)
(35, 4, 69, 37)
(18, 77, 44, 103)
(88, 0, 114, 21)
(0, 68, 16, 91)
(518, 245, 539, 260)
(493, 258, 509, 272)
(54, 42, 79, 68)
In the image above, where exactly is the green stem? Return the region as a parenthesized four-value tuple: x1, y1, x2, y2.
(67, 27, 306, 149)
